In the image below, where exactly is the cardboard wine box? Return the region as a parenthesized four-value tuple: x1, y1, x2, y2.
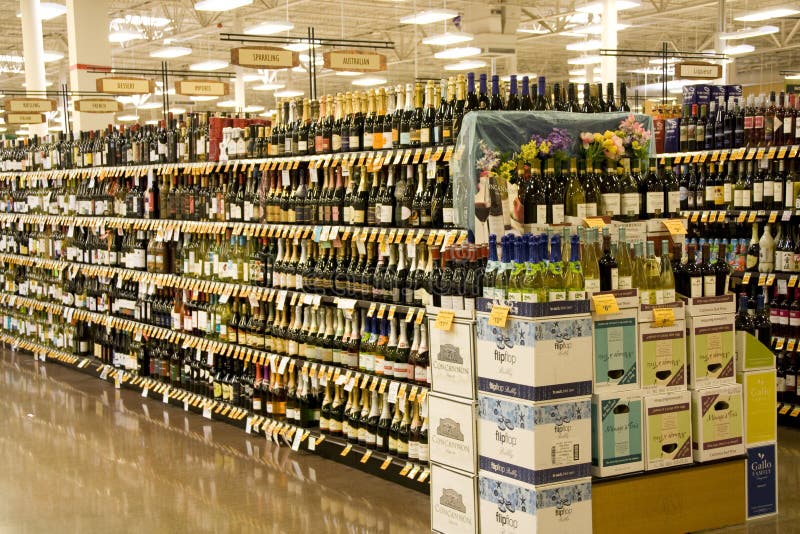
(431, 463, 479, 534)
(639, 319, 687, 392)
(477, 393, 592, 486)
(643, 390, 693, 471)
(429, 392, 478, 474)
(591, 391, 644, 477)
(686, 313, 736, 389)
(691, 383, 744, 462)
(478, 472, 592, 534)
(592, 307, 639, 392)
(429, 315, 477, 400)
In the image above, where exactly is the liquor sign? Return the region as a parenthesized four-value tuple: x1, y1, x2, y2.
(5, 113, 46, 124)
(4, 98, 57, 113)
(95, 77, 155, 95)
(74, 99, 123, 113)
(323, 50, 387, 73)
(231, 47, 299, 69)
(175, 79, 230, 97)
(674, 62, 723, 80)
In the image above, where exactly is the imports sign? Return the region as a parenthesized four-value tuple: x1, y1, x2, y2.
(5, 113, 46, 124)
(4, 98, 56, 113)
(95, 77, 155, 95)
(323, 50, 386, 72)
(231, 47, 299, 69)
(675, 62, 723, 80)
(175, 79, 230, 97)
(74, 99, 123, 113)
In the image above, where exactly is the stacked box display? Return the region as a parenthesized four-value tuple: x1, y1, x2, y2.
(691, 383, 745, 462)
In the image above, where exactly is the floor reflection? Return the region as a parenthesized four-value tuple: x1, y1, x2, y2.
(0, 350, 430, 533)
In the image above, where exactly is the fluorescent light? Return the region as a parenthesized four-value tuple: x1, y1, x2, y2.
(0, 127, 6, 133)
(274, 89, 304, 98)
(244, 20, 294, 35)
(243, 105, 265, 112)
(735, 7, 800, 22)
(16, 2, 67, 20)
(422, 32, 474, 46)
(516, 25, 549, 34)
(567, 55, 602, 65)
(189, 95, 218, 101)
(648, 57, 678, 65)
(145, 120, 159, 125)
(21, 80, 53, 87)
(109, 30, 143, 43)
(352, 76, 387, 87)
(260, 109, 276, 117)
(720, 25, 780, 40)
(15, 130, 29, 136)
(42, 51, 64, 62)
(252, 82, 285, 91)
(169, 107, 186, 114)
(299, 54, 323, 65)
(117, 114, 139, 121)
(335, 71, 361, 77)
(150, 46, 192, 58)
(242, 74, 262, 82)
(291, 66, 307, 73)
(194, 0, 253, 11)
(400, 9, 458, 25)
(569, 67, 599, 76)
(434, 46, 481, 59)
(284, 40, 322, 52)
(217, 100, 238, 108)
(444, 60, 487, 71)
(724, 44, 755, 55)
(189, 59, 229, 71)
(577, 0, 640, 14)
(785, 74, 800, 80)
(137, 102, 162, 110)
(572, 23, 631, 34)
(566, 39, 602, 51)
(570, 78, 588, 84)
(111, 15, 171, 27)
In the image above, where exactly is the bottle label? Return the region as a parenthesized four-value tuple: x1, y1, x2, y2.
(764, 180, 774, 199)
(620, 193, 640, 216)
(668, 191, 680, 214)
(547, 290, 566, 302)
(646, 191, 663, 214)
(521, 291, 538, 303)
(351, 209, 365, 224)
(703, 275, 716, 297)
(690, 277, 703, 298)
(442, 207, 455, 224)
(741, 191, 751, 207)
(753, 182, 763, 202)
(576, 202, 597, 218)
(536, 205, 547, 224)
(551, 205, 565, 225)
(584, 278, 600, 296)
(754, 116, 764, 129)
(775, 183, 783, 203)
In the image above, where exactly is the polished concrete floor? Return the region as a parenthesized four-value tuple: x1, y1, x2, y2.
(0, 348, 797, 534)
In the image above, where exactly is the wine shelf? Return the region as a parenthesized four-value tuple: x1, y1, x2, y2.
(682, 209, 796, 225)
(0, 144, 457, 181)
(778, 402, 800, 426)
(658, 144, 800, 163)
(0, 330, 432, 493)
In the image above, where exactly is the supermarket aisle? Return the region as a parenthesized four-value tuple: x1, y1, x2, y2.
(0, 349, 430, 533)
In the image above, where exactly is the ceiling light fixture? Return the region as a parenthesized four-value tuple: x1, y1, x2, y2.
(443, 60, 487, 71)
(108, 30, 144, 43)
(719, 25, 780, 40)
(352, 76, 387, 86)
(334, 71, 361, 76)
(15, 130, 29, 136)
(566, 39, 602, 51)
(577, 0, 640, 14)
(259, 110, 276, 117)
(168, 107, 186, 114)
(137, 102, 162, 110)
(516, 24, 549, 34)
(117, 114, 139, 121)
(42, 51, 64, 62)
(569, 67, 598, 76)
(243, 105, 265, 112)
(150, 46, 192, 58)
(422, 31, 474, 46)
(785, 74, 800, 80)
(252, 82, 286, 91)
(189, 59, 229, 71)
(244, 20, 295, 35)
(400, 9, 458, 25)
(194, 0, 253, 11)
(734, 7, 800, 22)
(284, 40, 322, 52)
(16, 2, 67, 20)
(567, 55, 602, 65)
(189, 95, 219, 101)
(434, 46, 481, 59)
(724, 44, 755, 55)
(217, 100, 238, 108)
(274, 89, 304, 98)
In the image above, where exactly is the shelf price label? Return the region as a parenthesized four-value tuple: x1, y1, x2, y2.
(662, 219, 687, 235)
(488, 305, 511, 328)
(434, 310, 455, 331)
(591, 293, 619, 315)
(652, 307, 675, 327)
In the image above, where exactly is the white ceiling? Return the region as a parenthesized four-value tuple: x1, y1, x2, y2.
(1, 0, 799, 119)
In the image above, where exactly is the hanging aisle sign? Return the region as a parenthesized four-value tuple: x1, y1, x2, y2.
(675, 62, 723, 80)
(231, 47, 300, 69)
(5, 113, 46, 124)
(95, 77, 155, 95)
(175, 79, 230, 97)
(323, 50, 386, 72)
(4, 98, 57, 113)
(74, 99, 123, 113)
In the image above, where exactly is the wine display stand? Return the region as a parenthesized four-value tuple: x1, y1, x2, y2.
(1, 331, 432, 493)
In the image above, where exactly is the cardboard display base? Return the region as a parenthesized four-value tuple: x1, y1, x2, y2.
(592, 459, 746, 534)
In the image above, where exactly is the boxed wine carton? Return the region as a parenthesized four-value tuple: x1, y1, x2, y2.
(478, 472, 592, 534)
(475, 300, 593, 402)
(737, 369, 777, 446)
(431, 463, 479, 534)
(639, 318, 687, 391)
(691, 383, 744, 462)
(477, 393, 591, 486)
(429, 315, 477, 400)
(735, 330, 776, 373)
(591, 391, 644, 477)
(686, 313, 736, 389)
(745, 443, 778, 519)
(592, 307, 639, 392)
(429, 392, 478, 474)
(643, 391, 693, 470)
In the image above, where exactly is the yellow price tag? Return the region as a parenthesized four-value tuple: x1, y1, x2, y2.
(652, 307, 675, 327)
(691, 212, 700, 223)
(767, 274, 776, 286)
(737, 211, 746, 223)
(591, 293, 619, 315)
(779, 405, 791, 415)
(742, 272, 752, 284)
(775, 338, 785, 351)
(341, 443, 353, 457)
(758, 274, 767, 286)
(662, 219, 687, 235)
(788, 339, 796, 352)
(790, 275, 798, 288)
(584, 217, 606, 228)
(748, 211, 757, 223)
(380, 456, 393, 470)
(769, 211, 778, 224)
(791, 407, 800, 417)
(360, 450, 372, 464)
(434, 310, 455, 331)
(488, 305, 511, 328)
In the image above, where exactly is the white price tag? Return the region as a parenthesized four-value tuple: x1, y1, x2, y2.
(203, 405, 212, 419)
(141, 387, 148, 398)
(291, 429, 303, 451)
(387, 381, 400, 404)
(245, 417, 253, 434)
(163, 390, 169, 404)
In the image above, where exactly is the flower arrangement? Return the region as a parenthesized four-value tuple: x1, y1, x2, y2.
(617, 114, 652, 161)
(579, 130, 626, 166)
(529, 127, 573, 163)
(476, 140, 515, 182)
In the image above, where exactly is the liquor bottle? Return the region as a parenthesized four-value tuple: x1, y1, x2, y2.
(684, 244, 703, 298)
(660, 240, 676, 303)
(735, 294, 755, 335)
(545, 234, 566, 302)
(618, 159, 640, 222)
(642, 159, 664, 219)
(759, 223, 775, 273)
(421, 81, 435, 148)
(564, 235, 586, 301)
(599, 228, 618, 291)
(746, 223, 760, 272)
(713, 243, 731, 297)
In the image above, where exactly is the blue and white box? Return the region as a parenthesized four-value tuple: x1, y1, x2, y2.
(746, 443, 778, 519)
(478, 472, 592, 534)
(477, 393, 592, 486)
